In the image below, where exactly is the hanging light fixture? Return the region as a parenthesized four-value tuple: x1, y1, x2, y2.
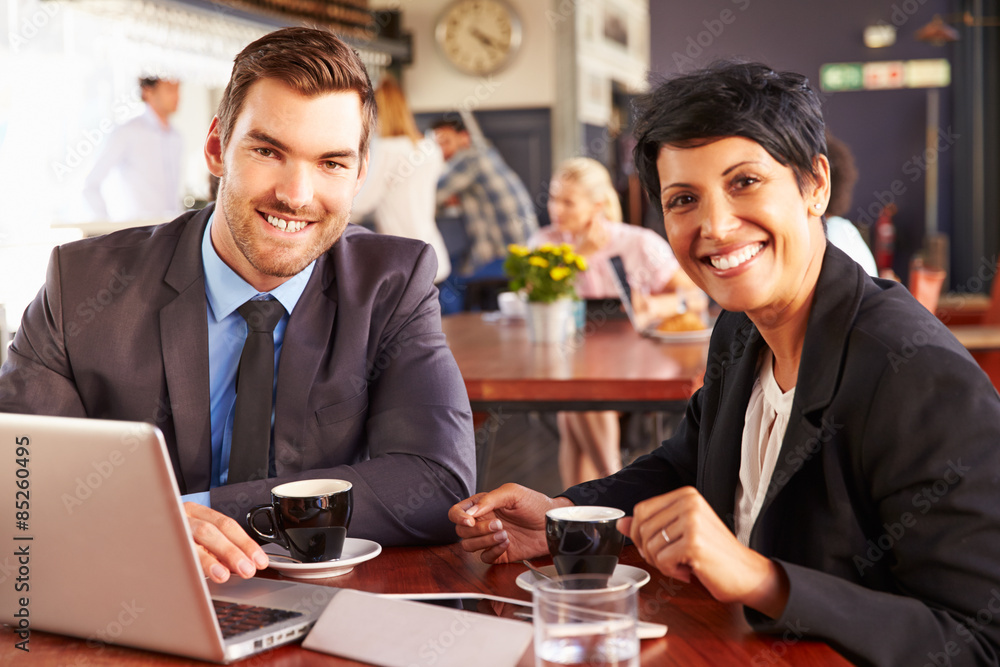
(915, 11, 1000, 45)
(915, 15, 960, 46)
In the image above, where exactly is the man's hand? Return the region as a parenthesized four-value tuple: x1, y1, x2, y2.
(448, 483, 571, 564)
(184, 502, 269, 584)
(617, 487, 789, 619)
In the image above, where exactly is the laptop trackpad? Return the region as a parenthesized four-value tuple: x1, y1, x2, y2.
(209, 577, 338, 610)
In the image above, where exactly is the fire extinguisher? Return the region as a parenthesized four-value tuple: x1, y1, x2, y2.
(873, 204, 896, 273)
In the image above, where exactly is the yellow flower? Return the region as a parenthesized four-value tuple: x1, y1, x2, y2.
(574, 256, 588, 271)
(528, 256, 550, 268)
(538, 244, 557, 254)
(550, 267, 572, 281)
(563, 251, 579, 265)
(508, 244, 530, 257)
(560, 243, 574, 254)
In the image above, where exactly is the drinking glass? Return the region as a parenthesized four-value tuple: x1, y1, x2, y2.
(533, 574, 639, 667)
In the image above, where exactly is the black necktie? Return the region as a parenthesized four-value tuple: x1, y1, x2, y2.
(228, 297, 284, 484)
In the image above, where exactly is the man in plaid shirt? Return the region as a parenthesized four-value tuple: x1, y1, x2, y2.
(433, 119, 538, 312)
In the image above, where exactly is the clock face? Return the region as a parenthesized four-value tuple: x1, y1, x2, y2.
(435, 0, 522, 76)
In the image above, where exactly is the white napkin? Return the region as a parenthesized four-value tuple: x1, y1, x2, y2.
(302, 589, 532, 667)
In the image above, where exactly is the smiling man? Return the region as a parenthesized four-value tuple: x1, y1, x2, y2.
(0, 28, 475, 583)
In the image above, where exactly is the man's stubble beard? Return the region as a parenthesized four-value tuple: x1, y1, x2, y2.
(217, 172, 351, 278)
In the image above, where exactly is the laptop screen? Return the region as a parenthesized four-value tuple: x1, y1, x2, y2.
(607, 255, 641, 331)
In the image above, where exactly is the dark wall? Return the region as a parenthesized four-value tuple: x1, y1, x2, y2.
(648, 0, 956, 282)
(416, 108, 552, 227)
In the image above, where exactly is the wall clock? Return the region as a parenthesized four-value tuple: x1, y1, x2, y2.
(435, 0, 523, 76)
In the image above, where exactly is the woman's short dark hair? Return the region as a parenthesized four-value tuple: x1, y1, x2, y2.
(633, 60, 826, 205)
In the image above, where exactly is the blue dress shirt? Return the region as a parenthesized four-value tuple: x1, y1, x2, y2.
(182, 213, 315, 506)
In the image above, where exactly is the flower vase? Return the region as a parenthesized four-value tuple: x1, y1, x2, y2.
(526, 299, 572, 344)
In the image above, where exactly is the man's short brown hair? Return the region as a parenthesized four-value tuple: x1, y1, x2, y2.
(215, 27, 376, 160)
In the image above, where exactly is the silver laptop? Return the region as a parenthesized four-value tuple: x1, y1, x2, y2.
(0, 412, 337, 663)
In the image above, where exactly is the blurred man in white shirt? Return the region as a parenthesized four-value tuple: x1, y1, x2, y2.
(83, 77, 183, 222)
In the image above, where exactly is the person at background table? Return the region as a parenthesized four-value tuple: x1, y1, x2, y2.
(824, 130, 878, 277)
(83, 76, 183, 223)
(432, 118, 538, 313)
(352, 75, 450, 284)
(0, 27, 475, 585)
(449, 61, 1000, 665)
(531, 156, 705, 488)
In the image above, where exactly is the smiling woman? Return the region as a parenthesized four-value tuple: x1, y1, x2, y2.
(448, 60, 1000, 667)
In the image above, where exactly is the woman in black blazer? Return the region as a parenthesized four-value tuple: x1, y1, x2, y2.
(449, 61, 1000, 666)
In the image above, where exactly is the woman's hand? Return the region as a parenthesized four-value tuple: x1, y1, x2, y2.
(617, 487, 789, 619)
(632, 290, 679, 330)
(448, 483, 572, 564)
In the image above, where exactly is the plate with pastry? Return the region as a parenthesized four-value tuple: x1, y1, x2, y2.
(608, 255, 714, 343)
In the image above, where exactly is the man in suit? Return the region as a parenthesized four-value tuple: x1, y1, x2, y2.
(0, 28, 475, 584)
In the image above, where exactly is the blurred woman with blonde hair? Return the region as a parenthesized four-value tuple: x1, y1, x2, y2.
(354, 75, 451, 283)
(533, 156, 704, 487)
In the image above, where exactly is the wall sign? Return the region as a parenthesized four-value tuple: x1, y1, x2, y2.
(820, 59, 950, 92)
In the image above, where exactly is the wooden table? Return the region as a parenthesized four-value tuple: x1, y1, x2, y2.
(948, 324, 1000, 352)
(441, 313, 709, 412)
(0, 544, 849, 666)
(935, 293, 992, 326)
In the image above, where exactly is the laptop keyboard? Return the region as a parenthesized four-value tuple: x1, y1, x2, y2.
(213, 599, 304, 639)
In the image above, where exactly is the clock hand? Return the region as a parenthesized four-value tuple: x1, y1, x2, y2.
(470, 27, 501, 51)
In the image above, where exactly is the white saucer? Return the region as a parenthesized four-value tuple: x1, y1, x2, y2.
(261, 538, 381, 580)
(515, 563, 651, 592)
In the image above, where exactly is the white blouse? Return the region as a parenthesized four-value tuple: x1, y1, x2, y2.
(734, 349, 796, 546)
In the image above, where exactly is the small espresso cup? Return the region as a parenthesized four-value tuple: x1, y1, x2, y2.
(545, 506, 625, 577)
(247, 479, 353, 563)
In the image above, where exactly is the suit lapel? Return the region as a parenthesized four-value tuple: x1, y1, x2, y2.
(272, 253, 338, 474)
(699, 321, 766, 530)
(160, 207, 213, 492)
(755, 246, 867, 520)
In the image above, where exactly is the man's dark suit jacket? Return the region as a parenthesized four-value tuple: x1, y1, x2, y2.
(0, 206, 476, 545)
(565, 246, 1000, 666)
